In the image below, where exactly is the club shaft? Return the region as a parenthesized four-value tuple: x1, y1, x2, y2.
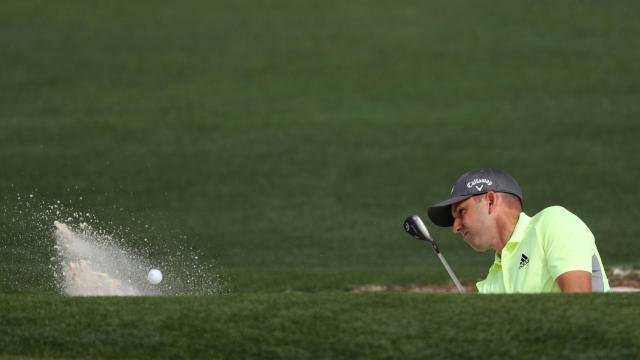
(436, 252, 466, 294)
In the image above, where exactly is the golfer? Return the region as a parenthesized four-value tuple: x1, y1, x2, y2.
(427, 168, 609, 293)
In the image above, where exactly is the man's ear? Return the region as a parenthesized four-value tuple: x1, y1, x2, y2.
(486, 192, 496, 214)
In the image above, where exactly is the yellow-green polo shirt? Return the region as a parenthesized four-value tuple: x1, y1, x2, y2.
(476, 206, 609, 293)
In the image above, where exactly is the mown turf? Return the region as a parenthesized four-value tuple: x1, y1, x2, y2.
(0, 293, 638, 359)
(1, 2, 640, 358)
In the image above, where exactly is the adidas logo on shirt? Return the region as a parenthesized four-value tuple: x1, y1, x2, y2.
(519, 254, 529, 269)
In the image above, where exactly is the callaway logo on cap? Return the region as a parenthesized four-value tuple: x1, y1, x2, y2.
(427, 168, 523, 227)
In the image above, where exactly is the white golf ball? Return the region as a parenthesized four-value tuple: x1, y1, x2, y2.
(147, 269, 163, 285)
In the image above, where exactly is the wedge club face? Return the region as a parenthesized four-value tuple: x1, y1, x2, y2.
(403, 215, 433, 243)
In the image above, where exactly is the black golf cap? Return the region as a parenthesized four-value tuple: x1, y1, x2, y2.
(427, 168, 523, 227)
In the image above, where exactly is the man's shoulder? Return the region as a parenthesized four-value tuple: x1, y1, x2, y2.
(530, 206, 579, 223)
(528, 205, 592, 238)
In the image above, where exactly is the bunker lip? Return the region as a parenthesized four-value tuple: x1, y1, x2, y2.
(350, 269, 640, 293)
(350, 283, 478, 294)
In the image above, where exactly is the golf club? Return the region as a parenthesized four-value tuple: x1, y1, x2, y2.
(403, 215, 466, 294)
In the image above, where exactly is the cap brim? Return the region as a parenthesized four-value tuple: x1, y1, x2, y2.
(427, 195, 473, 227)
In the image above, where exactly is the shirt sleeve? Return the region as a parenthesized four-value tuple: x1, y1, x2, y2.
(540, 206, 594, 280)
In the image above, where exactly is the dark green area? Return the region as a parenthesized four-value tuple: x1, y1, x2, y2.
(2, 0, 639, 294)
(0, 293, 638, 359)
(2, 1, 640, 358)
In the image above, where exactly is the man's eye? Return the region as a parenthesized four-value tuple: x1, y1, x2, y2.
(460, 209, 465, 215)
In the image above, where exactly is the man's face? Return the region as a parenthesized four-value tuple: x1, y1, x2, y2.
(451, 195, 496, 251)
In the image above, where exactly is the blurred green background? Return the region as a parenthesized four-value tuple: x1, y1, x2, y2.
(1, 0, 639, 294)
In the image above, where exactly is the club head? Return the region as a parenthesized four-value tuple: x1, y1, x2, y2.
(403, 215, 433, 243)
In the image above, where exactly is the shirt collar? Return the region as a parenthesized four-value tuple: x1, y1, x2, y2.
(506, 212, 531, 245)
(493, 212, 530, 264)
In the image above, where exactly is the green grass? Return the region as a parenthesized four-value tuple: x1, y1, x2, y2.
(2, 0, 639, 293)
(1, 293, 639, 359)
(1, 1, 640, 358)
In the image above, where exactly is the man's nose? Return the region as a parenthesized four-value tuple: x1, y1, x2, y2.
(452, 219, 462, 233)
